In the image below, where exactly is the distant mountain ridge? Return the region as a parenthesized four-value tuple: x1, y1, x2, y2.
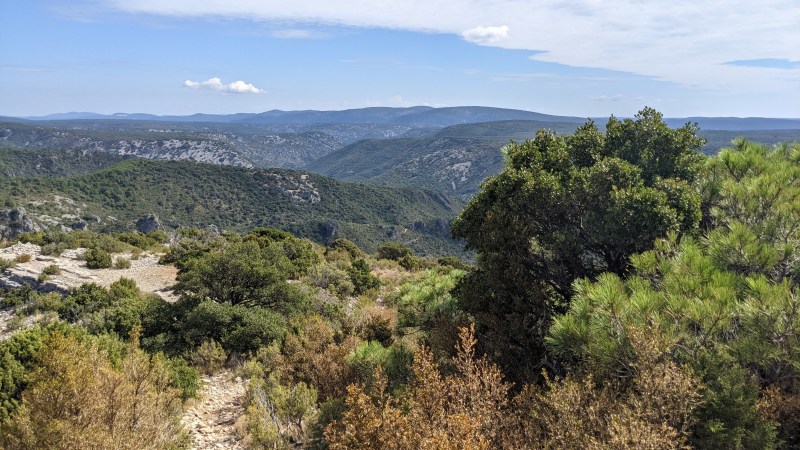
(21, 106, 800, 131)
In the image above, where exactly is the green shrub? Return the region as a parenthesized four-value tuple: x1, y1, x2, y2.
(17, 231, 45, 246)
(116, 232, 156, 250)
(167, 357, 200, 400)
(437, 256, 471, 271)
(376, 242, 413, 261)
(180, 301, 288, 355)
(190, 340, 227, 374)
(0, 258, 17, 271)
(85, 248, 112, 269)
(114, 257, 131, 269)
(146, 229, 169, 244)
(41, 264, 60, 276)
(347, 341, 389, 382)
(14, 254, 31, 264)
(347, 259, 380, 295)
(326, 239, 365, 261)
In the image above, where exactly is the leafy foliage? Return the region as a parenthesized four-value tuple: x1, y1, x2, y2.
(0, 155, 465, 255)
(452, 108, 705, 381)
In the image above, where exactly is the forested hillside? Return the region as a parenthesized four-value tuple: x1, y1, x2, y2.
(0, 155, 463, 255)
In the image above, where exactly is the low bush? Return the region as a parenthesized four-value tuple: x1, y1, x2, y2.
(85, 248, 112, 269)
(41, 264, 60, 276)
(14, 254, 31, 264)
(190, 340, 227, 374)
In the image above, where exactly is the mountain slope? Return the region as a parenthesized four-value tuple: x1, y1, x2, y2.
(305, 119, 800, 196)
(0, 155, 464, 255)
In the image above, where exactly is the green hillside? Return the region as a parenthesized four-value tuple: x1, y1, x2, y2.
(0, 154, 464, 255)
(305, 120, 800, 197)
(0, 145, 129, 178)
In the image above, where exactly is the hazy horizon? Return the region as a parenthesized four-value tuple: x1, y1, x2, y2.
(1, 1, 798, 118)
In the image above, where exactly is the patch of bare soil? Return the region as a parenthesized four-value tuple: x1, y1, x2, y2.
(0, 242, 179, 338)
(0, 242, 178, 301)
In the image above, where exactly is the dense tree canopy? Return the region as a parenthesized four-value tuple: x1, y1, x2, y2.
(452, 107, 706, 380)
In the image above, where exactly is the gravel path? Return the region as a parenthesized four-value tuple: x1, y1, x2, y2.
(182, 371, 247, 450)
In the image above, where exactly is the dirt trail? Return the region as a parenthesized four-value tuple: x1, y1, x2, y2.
(182, 371, 247, 450)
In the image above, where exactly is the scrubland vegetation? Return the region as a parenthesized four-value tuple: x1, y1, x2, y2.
(2, 108, 800, 448)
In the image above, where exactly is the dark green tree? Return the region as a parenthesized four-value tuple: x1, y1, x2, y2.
(451, 107, 705, 380)
(347, 259, 380, 295)
(175, 240, 297, 309)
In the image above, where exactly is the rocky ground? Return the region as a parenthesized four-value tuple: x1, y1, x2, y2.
(182, 371, 247, 450)
(0, 242, 178, 301)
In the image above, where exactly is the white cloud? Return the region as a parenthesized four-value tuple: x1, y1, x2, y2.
(110, 1, 800, 94)
(271, 28, 325, 39)
(184, 77, 264, 94)
(461, 25, 509, 45)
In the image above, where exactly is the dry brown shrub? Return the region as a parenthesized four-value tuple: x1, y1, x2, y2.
(0, 332, 184, 450)
(502, 326, 702, 450)
(326, 323, 702, 450)
(355, 305, 397, 346)
(281, 316, 362, 400)
(325, 325, 509, 450)
(757, 385, 800, 446)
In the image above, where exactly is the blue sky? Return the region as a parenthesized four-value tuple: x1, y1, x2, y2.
(1, 0, 798, 118)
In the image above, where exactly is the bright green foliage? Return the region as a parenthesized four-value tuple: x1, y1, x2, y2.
(703, 140, 800, 282)
(176, 240, 308, 312)
(84, 248, 112, 269)
(347, 341, 389, 382)
(396, 269, 468, 360)
(397, 269, 464, 331)
(451, 107, 705, 381)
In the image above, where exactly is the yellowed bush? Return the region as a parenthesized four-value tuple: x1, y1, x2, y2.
(281, 316, 362, 400)
(0, 333, 185, 450)
(326, 325, 702, 450)
(14, 253, 31, 263)
(325, 325, 509, 449)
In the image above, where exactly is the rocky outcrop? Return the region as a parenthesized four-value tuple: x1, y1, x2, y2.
(136, 214, 162, 233)
(0, 208, 41, 241)
(264, 173, 321, 204)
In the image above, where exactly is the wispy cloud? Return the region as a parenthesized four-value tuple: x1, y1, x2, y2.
(184, 77, 264, 94)
(461, 25, 509, 45)
(724, 58, 800, 70)
(106, 1, 800, 94)
(271, 28, 327, 39)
